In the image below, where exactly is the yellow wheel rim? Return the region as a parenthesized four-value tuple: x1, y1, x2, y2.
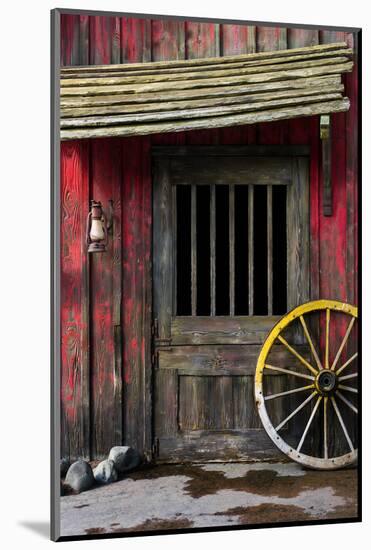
(255, 300, 358, 470)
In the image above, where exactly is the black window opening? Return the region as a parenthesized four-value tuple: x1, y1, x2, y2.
(176, 183, 287, 316)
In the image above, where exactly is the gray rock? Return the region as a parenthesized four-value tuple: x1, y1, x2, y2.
(60, 458, 70, 478)
(108, 446, 141, 473)
(65, 460, 94, 493)
(93, 459, 118, 484)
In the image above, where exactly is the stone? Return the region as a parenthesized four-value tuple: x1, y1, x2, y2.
(93, 459, 118, 485)
(108, 446, 141, 473)
(60, 458, 70, 478)
(65, 460, 94, 493)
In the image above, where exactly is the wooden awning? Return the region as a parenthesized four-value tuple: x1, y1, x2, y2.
(60, 42, 353, 140)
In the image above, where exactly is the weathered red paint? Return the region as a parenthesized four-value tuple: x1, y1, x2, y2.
(60, 14, 359, 461)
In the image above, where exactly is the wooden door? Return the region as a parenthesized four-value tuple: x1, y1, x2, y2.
(152, 146, 310, 462)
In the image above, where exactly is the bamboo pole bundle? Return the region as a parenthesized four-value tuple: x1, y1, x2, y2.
(60, 42, 353, 140)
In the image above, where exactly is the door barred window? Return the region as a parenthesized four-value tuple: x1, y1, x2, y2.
(175, 183, 288, 317)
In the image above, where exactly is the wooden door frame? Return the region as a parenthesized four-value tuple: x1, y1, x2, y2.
(150, 144, 311, 462)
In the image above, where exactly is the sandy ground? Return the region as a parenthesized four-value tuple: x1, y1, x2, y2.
(60, 462, 358, 537)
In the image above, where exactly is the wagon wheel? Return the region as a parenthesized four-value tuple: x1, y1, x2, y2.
(255, 300, 358, 470)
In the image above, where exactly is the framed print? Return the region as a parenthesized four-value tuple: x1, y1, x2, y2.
(51, 8, 361, 541)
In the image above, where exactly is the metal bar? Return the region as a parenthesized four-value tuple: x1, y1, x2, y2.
(191, 184, 197, 316)
(248, 185, 254, 315)
(331, 317, 355, 371)
(267, 185, 273, 315)
(299, 315, 323, 370)
(210, 184, 216, 316)
(277, 335, 318, 375)
(229, 184, 235, 316)
(275, 391, 316, 432)
(336, 352, 358, 375)
(265, 384, 314, 401)
(336, 391, 358, 414)
(265, 364, 315, 381)
(297, 396, 322, 452)
(331, 396, 354, 452)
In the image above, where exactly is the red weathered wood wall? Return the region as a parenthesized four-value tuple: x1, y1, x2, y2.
(60, 14, 358, 460)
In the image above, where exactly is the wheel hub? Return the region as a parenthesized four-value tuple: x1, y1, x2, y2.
(315, 369, 337, 395)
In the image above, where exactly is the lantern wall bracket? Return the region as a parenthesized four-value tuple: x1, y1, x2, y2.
(320, 114, 332, 217)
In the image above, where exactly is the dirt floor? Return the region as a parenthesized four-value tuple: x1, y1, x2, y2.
(60, 461, 358, 537)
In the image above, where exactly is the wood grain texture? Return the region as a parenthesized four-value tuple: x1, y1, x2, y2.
(170, 316, 281, 345)
(59, 16, 358, 463)
(158, 344, 310, 375)
(60, 140, 90, 460)
(90, 138, 122, 458)
(121, 17, 151, 63)
(122, 136, 152, 454)
(89, 15, 121, 65)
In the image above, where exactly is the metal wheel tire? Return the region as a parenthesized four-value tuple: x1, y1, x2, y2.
(255, 300, 358, 470)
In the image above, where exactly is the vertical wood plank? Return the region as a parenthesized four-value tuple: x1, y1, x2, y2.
(345, 32, 358, 307)
(212, 377, 233, 429)
(210, 184, 216, 316)
(319, 30, 346, 44)
(153, 157, 173, 339)
(90, 138, 122, 458)
(79, 16, 90, 65)
(256, 26, 287, 51)
(60, 15, 90, 461)
(121, 17, 151, 63)
(185, 21, 219, 59)
(122, 136, 152, 454)
(155, 370, 178, 436)
(60, 140, 90, 460)
(191, 185, 197, 316)
(288, 28, 319, 48)
(60, 14, 80, 66)
(248, 185, 254, 315)
(267, 185, 273, 315)
(151, 19, 185, 61)
(221, 24, 256, 55)
(232, 377, 261, 428)
(229, 184, 235, 316)
(287, 158, 310, 313)
(89, 15, 121, 64)
(172, 185, 177, 315)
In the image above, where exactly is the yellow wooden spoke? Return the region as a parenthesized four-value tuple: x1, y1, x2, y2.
(331, 317, 355, 371)
(299, 315, 323, 370)
(277, 335, 318, 375)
